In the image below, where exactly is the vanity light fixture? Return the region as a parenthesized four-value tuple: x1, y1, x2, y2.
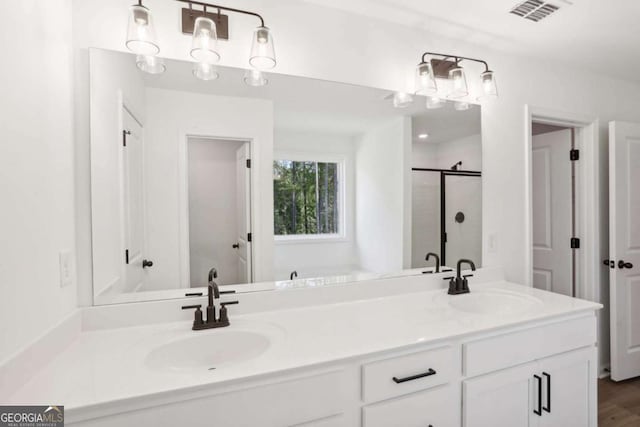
(126, 0, 276, 78)
(126, 1, 160, 56)
(415, 52, 498, 105)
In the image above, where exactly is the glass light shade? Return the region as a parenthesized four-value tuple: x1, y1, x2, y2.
(249, 26, 276, 70)
(192, 62, 219, 81)
(244, 69, 268, 86)
(449, 67, 469, 98)
(454, 101, 470, 111)
(136, 55, 166, 74)
(190, 17, 220, 63)
(480, 70, 498, 99)
(126, 5, 159, 56)
(414, 62, 437, 95)
(392, 92, 413, 108)
(426, 96, 444, 109)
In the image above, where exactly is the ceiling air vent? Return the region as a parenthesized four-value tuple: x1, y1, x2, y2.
(510, 0, 560, 22)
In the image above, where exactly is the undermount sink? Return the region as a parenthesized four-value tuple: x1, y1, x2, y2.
(435, 288, 543, 315)
(145, 329, 272, 373)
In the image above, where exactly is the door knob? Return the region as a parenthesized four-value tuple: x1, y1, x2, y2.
(142, 259, 153, 268)
(618, 260, 634, 269)
(603, 259, 615, 268)
(232, 243, 240, 249)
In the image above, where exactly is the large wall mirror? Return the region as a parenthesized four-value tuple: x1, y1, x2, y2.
(90, 48, 482, 305)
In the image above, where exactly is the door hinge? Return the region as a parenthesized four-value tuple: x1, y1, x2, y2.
(570, 149, 579, 161)
(247, 232, 252, 242)
(443, 232, 447, 243)
(571, 238, 580, 249)
(246, 159, 251, 168)
(125, 249, 130, 264)
(123, 130, 131, 147)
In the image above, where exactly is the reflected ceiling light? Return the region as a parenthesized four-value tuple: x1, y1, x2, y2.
(136, 55, 166, 74)
(249, 26, 276, 70)
(426, 96, 444, 110)
(480, 70, 498, 99)
(392, 92, 413, 108)
(414, 61, 437, 95)
(126, 2, 160, 56)
(414, 51, 498, 108)
(243, 69, 268, 86)
(190, 16, 219, 63)
(418, 133, 429, 139)
(454, 101, 470, 111)
(192, 61, 219, 80)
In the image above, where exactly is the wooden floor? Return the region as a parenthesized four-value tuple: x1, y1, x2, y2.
(599, 377, 640, 427)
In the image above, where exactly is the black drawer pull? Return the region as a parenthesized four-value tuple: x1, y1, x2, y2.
(534, 374, 542, 416)
(543, 372, 551, 413)
(392, 368, 436, 384)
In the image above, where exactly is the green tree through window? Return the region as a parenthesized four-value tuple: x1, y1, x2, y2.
(273, 160, 339, 235)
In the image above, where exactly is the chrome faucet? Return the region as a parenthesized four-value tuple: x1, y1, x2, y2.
(181, 267, 238, 331)
(443, 259, 476, 295)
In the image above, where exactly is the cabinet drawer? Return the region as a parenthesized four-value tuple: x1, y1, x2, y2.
(362, 346, 455, 403)
(363, 384, 458, 427)
(463, 315, 596, 377)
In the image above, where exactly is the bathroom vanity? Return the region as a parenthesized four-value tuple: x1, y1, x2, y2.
(4, 270, 600, 427)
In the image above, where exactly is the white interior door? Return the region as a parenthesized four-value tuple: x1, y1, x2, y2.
(234, 144, 252, 283)
(609, 121, 640, 381)
(122, 108, 146, 292)
(532, 129, 573, 296)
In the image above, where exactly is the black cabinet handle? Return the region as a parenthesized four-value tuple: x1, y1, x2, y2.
(142, 259, 153, 268)
(392, 368, 436, 384)
(534, 374, 542, 416)
(232, 243, 240, 249)
(542, 372, 551, 413)
(185, 292, 203, 297)
(220, 290, 236, 295)
(619, 260, 634, 269)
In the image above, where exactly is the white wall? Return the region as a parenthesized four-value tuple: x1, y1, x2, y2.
(355, 117, 411, 273)
(412, 134, 482, 170)
(0, 0, 77, 362)
(69, 0, 640, 367)
(187, 138, 245, 287)
(144, 88, 274, 288)
(89, 48, 146, 297)
(273, 130, 358, 279)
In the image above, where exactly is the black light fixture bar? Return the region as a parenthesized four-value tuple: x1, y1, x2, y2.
(174, 0, 265, 26)
(421, 52, 491, 72)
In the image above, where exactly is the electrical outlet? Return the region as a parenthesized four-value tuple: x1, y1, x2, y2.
(59, 251, 74, 288)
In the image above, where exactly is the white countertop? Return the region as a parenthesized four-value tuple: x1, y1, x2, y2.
(5, 280, 600, 420)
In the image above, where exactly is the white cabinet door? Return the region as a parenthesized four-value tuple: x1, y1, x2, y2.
(537, 347, 596, 427)
(463, 362, 538, 427)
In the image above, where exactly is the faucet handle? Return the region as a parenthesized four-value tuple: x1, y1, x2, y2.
(181, 304, 204, 328)
(220, 301, 239, 306)
(442, 276, 455, 281)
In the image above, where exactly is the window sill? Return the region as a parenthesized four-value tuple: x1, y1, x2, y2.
(274, 234, 348, 245)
